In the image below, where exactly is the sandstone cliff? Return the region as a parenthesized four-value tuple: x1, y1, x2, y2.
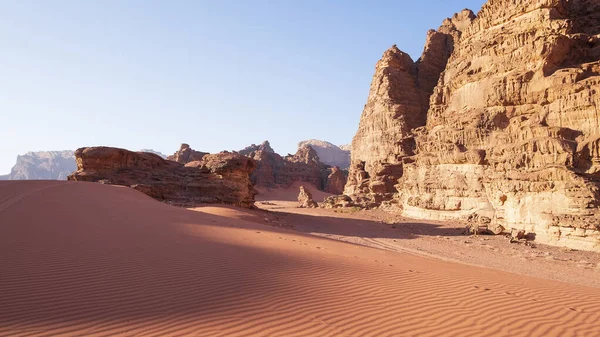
(345, 10, 476, 206)
(345, 1, 600, 251)
(68, 147, 257, 208)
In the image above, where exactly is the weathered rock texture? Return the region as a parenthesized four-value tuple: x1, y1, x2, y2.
(346, 1, 600, 251)
(2, 151, 76, 180)
(68, 147, 257, 208)
(298, 140, 351, 169)
(239, 141, 347, 192)
(346, 11, 476, 206)
(167, 143, 209, 164)
(298, 186, 318, 208)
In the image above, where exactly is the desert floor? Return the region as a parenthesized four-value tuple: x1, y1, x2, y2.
(1, 181, 599, 337)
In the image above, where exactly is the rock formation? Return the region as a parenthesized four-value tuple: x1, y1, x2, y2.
(167, 143, 209, 164)
(298, 186, 318, 208)
(325, 166, 347, 195)
(239, 141, 346, 191)
(298, 140, 351, 169)
(2, 151, 76, 180)
(345, 9, 476, 207)
(345, 1, 600, 251)
(68, 147, 257, 208)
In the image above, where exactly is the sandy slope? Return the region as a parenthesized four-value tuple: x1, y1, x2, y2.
(1, 181, 600, 336)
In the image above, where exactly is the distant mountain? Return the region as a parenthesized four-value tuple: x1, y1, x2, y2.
(3, 151, 76, 180)
(339, 144, 352, 152)
(140, 149, 167, 159)
(2, 148, 167, 180)
(297, 140, 351, 169)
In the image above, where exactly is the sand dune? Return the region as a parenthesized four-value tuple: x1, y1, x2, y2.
(1, 181, 600, 336)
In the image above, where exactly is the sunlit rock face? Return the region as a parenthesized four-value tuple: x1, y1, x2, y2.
(345, 9, 475, 207)
(346, 0, 600, 251)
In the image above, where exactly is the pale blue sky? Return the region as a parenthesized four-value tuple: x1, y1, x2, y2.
(0, 0, 486, 173)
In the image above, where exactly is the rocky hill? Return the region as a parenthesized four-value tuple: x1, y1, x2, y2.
(298, 140, 351, 169)
(2, 151, 76, 180)
(239, 141, 347, 194)
(344, 0, 600, 251)
(69, 147, 257, 208)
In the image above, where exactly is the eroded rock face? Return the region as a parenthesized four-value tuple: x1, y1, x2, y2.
(167, 143, 208, 164)
(298, 186, 318, 208)
(346, 1, 600, 251)
(240, 142, 333, 191)
(345, 12, 475, 206)
(68, 147, 257, 208)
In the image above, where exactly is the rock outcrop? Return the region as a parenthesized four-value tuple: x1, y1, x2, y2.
(298, 186, 318, 208)
(240, 141, 344, 191)
(68, 147, 257, 208)
(2, 151, 76, 180)
(325, 166, 347, 195)
(167, 143, 209, 164)
(345, 11, 476, 206)
(345, 1, 600, 251)
(298, 140, 351, 169)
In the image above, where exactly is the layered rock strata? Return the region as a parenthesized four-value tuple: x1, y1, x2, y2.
(68, 147, 257, 208)
(345, 1, 600, 251)
(346, 10, 476, 206)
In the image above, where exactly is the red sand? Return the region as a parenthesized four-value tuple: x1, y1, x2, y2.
(1, 181, 600, 336)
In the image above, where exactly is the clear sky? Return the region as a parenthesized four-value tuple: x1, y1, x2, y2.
(0, 0, 486, 174)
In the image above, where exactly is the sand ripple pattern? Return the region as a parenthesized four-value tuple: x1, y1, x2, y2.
(1, 181, 599, 337)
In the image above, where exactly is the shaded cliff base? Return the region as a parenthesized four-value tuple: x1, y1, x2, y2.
(255, 188, 600, 288)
